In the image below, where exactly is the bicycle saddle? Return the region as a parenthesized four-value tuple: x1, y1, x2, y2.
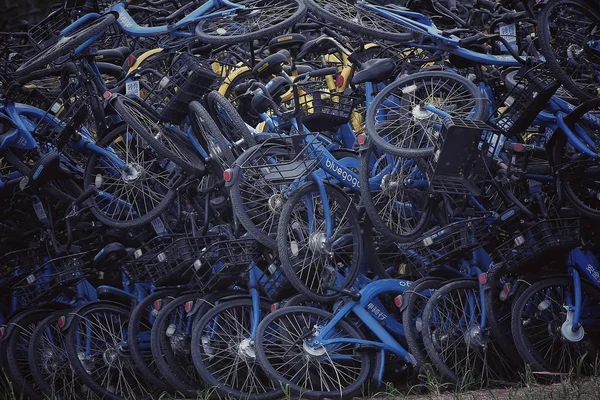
(253, 50, 290, 78)
(268, 34, 307, 55)
(93, 242, 129, 271)
(28, 152, 73, 185)
(351, 58, 396, 85)
(251, 76, 291, 114)
(296, 36, 339, 59)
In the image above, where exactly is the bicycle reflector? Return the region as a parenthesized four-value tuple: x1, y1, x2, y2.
(270, 303, 279, 312)
(394, 295, 403, 308)
(478, 273, 487, 285)
(154, 299, 163, 311)
(184, 301, 194, 313)
(57, 316, 66, 328)
(223, 169, 232, 182)
(357, 133, 367, 145)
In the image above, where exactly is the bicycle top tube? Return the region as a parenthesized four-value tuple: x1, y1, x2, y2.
(357, 1, 528, 66)
(110, 1, 244, 38)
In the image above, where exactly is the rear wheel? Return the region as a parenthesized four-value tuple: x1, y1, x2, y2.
(84, 124, 177, 229)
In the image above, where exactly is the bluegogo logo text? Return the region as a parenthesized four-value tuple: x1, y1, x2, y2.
(325, 159, 359, 188)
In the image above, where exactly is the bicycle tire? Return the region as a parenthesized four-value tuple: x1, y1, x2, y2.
(83, 124, 177, 229)
(112, 96, 205, 176)
(128, 289, 181, 393)
(228, 144, 295, 250)
(277, 182, 362, 302)
(483, 263, 530, 367)
(190, 298, 282, 400)
(16, 14, 116, 77)
(305, 0, 415, 42)
(359, 143, 433, 242)
(189, 100, 235, 176)
(537, 0, 600, 103)
(422, 279, 519, 386)
(195, 0, 307, 45)
(28, 310, 100, 400)
(365, 71, 488, 157)
(254, 305, 371, 399)
(401, 277, 444, 370)
(511, 276, 600, 377)
(65, 302, 155, 400)
(206, 91, 256, 152)
(4, 309, 54, 400)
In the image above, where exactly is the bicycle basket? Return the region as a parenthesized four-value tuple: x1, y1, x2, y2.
(493, 217, 581, 271)
(490, 63, 561, 137)
(142, 53, 219, 123)
(0, 33, 37, 83)
(0, 247, 45, 287)
(189, 238, 263, 291)
(426, 118, 498, 196)
(401, 217, 491, 275)
(11, 251, 92, 307)
(123, 235, 217, 286)
(296, 81, 358, 131)
(28, 8, 73, 50)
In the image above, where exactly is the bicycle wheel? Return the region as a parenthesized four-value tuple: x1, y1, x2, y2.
(16, 14, 116, 76)
(113, 96, 205, 176)
(401, 277, 445, 369)
(190, 298, 282, 400)
(65, 302, 156, 400)
(206, 91, 256, 153)
(277, 182, 362, 302)
(305, 0, 414, 42)
(359, 143, 433, 242)
(365, 71, 488, 157)
(151, 292, 233, 395)
(362, 216, 411, 279)
(254, 306, 371, 399)
(483, 263, 530, 367)
(537, 0, 600, 102)
(189, 100, 235, 176)
(128, 289, 181, 392)
(83, 124, 177, 229)
(29, 310, 100, 400)
(195, 0, 306, 45)
(422, 279, 518, 387)
(511, 276, 600, 377)
(4, 309, 55, 400)
(552, 100, 600, 219)
(229, 144, 296, 250)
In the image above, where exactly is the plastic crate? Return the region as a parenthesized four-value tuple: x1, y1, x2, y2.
(493, 218, 581, 271)
(123, 235, 216, 286)
(142, 53, 219, 123)
(11, 251, 92, 307)
(188, 238, 263, 291)
(401, 217, 491, 275)
(425, 118, 498, 196)
(256, 261, 290, 302)
(490, 63, 561, 137)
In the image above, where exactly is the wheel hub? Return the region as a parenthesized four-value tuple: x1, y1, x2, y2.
(103, 348, 119, 367)
(308, 232, 329, 255)
(122, 163, 142, 182)
(303, 340, 327, 357)
(237, 338, 256, 361)
(465, 325, 487, 349)
(170, 333, 190, 355)
(380, 174, 401, 195)
(268, 193, 284, 212)
(412, 104, 434, 121)
(561, 310, 585, 343)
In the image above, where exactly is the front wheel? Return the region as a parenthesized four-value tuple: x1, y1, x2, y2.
(511, 276, 600, 377)
(190, 298, 281, 400)
(84, 124, 177, 229)
(277, 182, 362, 302)
(254, 306, 371, 399)
(195, 0, 306, 45)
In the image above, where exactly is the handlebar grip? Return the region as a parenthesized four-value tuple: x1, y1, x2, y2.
(308, 66, 338, 78)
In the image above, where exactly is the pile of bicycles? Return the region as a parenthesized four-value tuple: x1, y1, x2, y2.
(0, 0, 599, 398)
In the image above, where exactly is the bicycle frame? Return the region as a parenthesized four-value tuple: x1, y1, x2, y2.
(359, 2, 531, 66)
(306, 279, 416, 364)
